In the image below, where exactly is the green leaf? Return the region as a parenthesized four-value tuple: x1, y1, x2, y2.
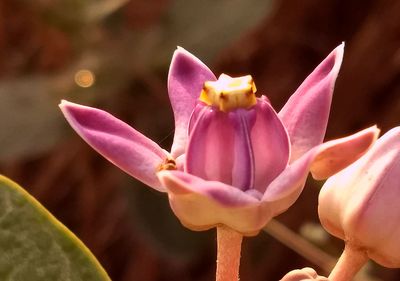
(0, 175, 111, 281)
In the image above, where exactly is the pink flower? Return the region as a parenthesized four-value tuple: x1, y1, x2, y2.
(60, 44, 378, 235)
(319, 127, 400, 268)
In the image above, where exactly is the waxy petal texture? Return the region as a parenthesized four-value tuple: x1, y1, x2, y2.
(60, 45, 379, 237)
(279, 43, 344, 162)
(186, 106, 254, 189)
(158, 126, 378, 235)
(60, 100, 167, 191)
(310, 126, 379, 179)
(262, 147, 319, 216)
(251, 98, 290, 191)
(158, 170, 269, 235)
(187, 99, 290, 192)
(263, 126, 379, 216)
(319, 127, 400, 268)
(168, 47, 216, 158)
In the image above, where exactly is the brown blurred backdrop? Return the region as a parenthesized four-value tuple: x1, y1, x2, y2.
(0, 0, 399, 280)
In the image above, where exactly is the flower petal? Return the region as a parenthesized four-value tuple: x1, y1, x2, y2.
(157, 170, 271, 235)
(230, 109, 256, 189)
(263, 126, 378, 216)
(186, 105, 257, 190)
(278, 43, 344, 162)
(168, 47, 216, 158)
(187, 100, 290, 192)
(251, 99, 290, 192)
(262, 146, 318, 216)
(186, 106, 236, 186)
(310, 125, 380, 180)
(59, 100, 167, 191)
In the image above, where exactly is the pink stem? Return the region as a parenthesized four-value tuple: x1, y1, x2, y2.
(328, 244, 368, 281)
(216, 226, 243, 281)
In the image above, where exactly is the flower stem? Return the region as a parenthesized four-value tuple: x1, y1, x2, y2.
(216, 226, 243, 281)
(328, 244, 368, 281)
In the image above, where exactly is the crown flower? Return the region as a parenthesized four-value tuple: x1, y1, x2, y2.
(60, 44, 378, 235)
(59, 44, 379, 281)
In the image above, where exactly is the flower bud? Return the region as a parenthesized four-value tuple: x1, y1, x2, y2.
(280, 268, 329, 281)
(319, 127, 400, 267)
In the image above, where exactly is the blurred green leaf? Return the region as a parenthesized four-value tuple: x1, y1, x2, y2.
(101, 0, 275, 73)
(163, 0, 275, 61)
(0, 78, 66, 163)
(0, 73, 98, 163)
(0, 175, 110, 280)
(87, 0, 130, 23)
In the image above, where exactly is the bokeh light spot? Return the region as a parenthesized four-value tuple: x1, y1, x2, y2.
(74, 69, 95, 88)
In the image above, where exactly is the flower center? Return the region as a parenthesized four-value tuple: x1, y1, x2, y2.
(157, 157, 177, 171)
(199, 74, 257, 112)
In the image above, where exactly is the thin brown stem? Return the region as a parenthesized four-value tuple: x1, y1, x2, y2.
(216, 226, 243, 281)
(329, 244, 368, 281)
(264, 219, 337, 274)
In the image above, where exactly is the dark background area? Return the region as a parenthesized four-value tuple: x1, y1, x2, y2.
(0, 0, 399, 280)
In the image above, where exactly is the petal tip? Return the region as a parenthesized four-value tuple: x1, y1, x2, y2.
(370, 124, 381, 140)
(59, 100, 84, 115)
(352, 125, 381, 147)
(310, 125, 381, 180)
(59, 100, 78, 127)
(176, 46, 186, 52)
(169, 47, 201, 72)
(59, 99, 73, 110)
(337, 41, 345, 54)
(278, 43, 346, 161)
(168, 47, 215, 82)
(59, 99, 67, 106)
(330, 42, 345, 79)
(58, 100, 94, 132)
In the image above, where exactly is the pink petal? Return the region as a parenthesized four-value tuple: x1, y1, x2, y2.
(262, 146, 318, 216)
(168, 47, 216, 158)
(186, 105, 256, 190)
(187, 99, 290, 192)
(59, 100, 167, 191)
(230, 109, 256, 189)
(186, 106, 236, 186)
(278, 43, 344, 162)
(263, 126, 379, 216)
(310, 125, 379, 180)
(251, 99, 290, 192)
(157, 170, 270, 235)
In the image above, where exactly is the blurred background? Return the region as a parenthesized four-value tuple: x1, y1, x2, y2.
(0, 0, 399, 280)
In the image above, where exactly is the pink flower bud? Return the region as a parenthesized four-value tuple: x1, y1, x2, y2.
(280, 267, 329, 281)
(319, 127, 400, 267)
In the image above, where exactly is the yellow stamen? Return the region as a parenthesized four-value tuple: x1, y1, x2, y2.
(199, 74, 257, 112)
(157, 157, 177, 171)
